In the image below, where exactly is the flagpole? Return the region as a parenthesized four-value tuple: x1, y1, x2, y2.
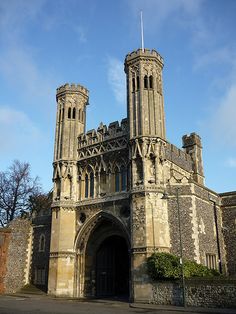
(140, 11, 144, 52)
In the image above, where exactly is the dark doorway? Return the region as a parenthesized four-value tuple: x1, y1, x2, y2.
(95, 235, 129, 297)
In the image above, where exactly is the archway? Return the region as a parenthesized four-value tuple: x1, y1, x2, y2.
(96, 235, 129, 297)
(75, 212, 130, 299)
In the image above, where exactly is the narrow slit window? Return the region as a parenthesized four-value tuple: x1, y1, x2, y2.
(85, 174, 89, 198)
(149, 75, 153, 89)
(144, 75, 148, 89)
(132, 77, 135, 92)
(72, 107, 76, 119)
(121, 166, 127, 191)
(68, 107, 71, 119)
(137, 76, 140, 90)
(90, 172, 94, 198)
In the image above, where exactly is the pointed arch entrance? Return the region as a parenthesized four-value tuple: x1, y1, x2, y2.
(75, 211, 130, 298)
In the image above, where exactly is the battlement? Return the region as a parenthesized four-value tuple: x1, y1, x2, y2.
(182, 132, 202, 148)
(56, 83, 89, 100)
(125, 48, 163, 65)
(166, 142, 193, 172)
(78, 118, 128, 148)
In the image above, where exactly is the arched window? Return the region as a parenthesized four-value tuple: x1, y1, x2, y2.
(39, 234, 45, 252)
(100, 169, 106, 194)
(137, 76, 140, 90)
(149, 75, 153, 89)
(78, 109, 81, 121)
(121, 166, 127, 191)
(90, 172, 94, 198)
(115, 167, 120, 192)
(58, 109, 61, 122)
(85, 174, 89, 198)
(62, 108, 64, 120)
(132, 77, 135, 92)
(144, 75, 148, 89)
(68, 107, 71, 119)
(72, 107, 76, 119)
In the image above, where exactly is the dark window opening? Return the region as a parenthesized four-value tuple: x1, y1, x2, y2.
(144, 75, 148, 89)
(90, 172, 94, 197)
(85, 174, 89, 198)
(115, 169, 120, 192)
(68, 107, 71, 119)
(137, 76, 140, 90)
(132, 77, 135, 92)
(72, 107, 76, 119)
(149, 75, 153, 89)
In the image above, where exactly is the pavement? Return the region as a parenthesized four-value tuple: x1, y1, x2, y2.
(0, 292, 235, 314)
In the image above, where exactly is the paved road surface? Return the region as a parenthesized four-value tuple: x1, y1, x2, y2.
(0, 295, 234, 314)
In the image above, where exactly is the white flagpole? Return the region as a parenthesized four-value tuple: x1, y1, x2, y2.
(140, 11, 144, 52)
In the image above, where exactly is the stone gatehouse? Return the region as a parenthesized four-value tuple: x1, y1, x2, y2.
(1, 47, 235, 304)
(47, 47, 236, 302)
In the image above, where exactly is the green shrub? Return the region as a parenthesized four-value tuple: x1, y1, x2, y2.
(147, 252, 220, 281)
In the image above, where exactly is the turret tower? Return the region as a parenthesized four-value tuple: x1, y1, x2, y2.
(125, 49, 170, 301)
(124, 49, 165, 139)
(54, 83, 89, 161)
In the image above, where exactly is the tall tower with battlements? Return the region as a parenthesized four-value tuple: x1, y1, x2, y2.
(124, 49, 165, 139)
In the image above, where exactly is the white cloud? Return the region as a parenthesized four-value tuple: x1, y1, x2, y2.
(0, 106, 43, 153)
(107, 57, 126, 105)
(226, 158, 236, 168)
(207, 83, 236, 146)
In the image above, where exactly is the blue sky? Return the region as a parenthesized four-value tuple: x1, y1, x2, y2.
(0, 0, 235, 193)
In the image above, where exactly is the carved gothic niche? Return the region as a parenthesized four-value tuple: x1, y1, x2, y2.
(134, 156, 143, 185)
(147, 154, 156, 184)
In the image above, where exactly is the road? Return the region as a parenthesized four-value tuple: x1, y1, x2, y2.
(0, 295, 234, 314)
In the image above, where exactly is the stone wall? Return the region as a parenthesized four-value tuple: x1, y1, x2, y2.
(31, 214, 51, 291)
(220, 191, 236, 276)
(0, 228, 11, 293)
(150, 280, 236, 308)
(4, 218, 32, 293)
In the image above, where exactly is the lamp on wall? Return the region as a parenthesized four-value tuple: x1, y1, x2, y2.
(161, 188, 186, 307)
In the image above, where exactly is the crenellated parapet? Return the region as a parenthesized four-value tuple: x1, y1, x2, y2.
(78, 118, 128, 148)
(124, 48, 163, 68)
(56, 83, 89, 101)
(165, 142, 192, 173)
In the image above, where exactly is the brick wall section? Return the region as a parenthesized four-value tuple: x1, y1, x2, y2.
(0, 229, 11, 293)
(150, 280, 236, 308)
(4, 218, 32, 293)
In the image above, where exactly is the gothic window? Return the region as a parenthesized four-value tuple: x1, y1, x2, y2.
(144, 75, 148, 89)
(206, 253, 217, 269)
(59, 109, 61, 122)
(149, 75, 153, 89)
(115, 168, 120, 192)
(100, 169, 106, 194)
(137, 76, 140, 90)
(132, 77, 135, 92)
(90, 172, 94, 198)
(121, 166, 127, 191)
(62, 108, 64, 120)
(68, 107, 71, 119)
(78, 109, 81, 121)
(85, 174, 89, 198)
(72, 107, 76, 119)
(39, 234, 45, 252)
